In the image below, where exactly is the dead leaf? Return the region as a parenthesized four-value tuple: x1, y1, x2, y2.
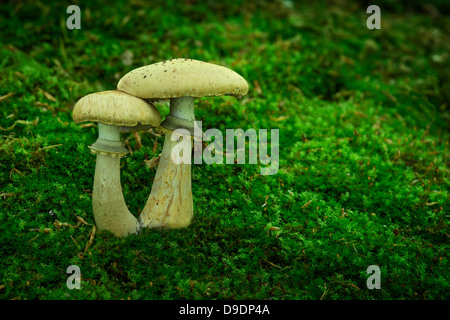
(53, 220, 76, 230)
(5, 44, 18, 52)
(263, 259, 282, 269)
(152, 136, 159, 153)
(84, 225, 96, 252)
(301, 200, 312, 209)
(0, 117, 39, 131)
(40, 144, 62, 151)
(133, 132, 142, 149)
(36, 102, 51, 108)
(14, 71, 26, 79)
(253, 80, 262, 95)
(261, 195, 269, 207)
(30, 228, 51, 233)
(270, 115, 288, 122)
(425, 202, 439, 206)
(0, 92, 15, 102)
(38, 88, 57, 102)
(340, 55, 355, 66)
(354, 111, 368, 118)
(75, 215, 92, 226)
(57, 118, 69, 126)
(145, 156, 160, 169)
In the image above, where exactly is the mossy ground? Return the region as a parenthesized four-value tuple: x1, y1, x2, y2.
(0, 0, 448, 300)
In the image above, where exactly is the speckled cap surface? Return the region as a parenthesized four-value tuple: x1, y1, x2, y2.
(72, 90, 161, 127)
(116, 58, 249, 99)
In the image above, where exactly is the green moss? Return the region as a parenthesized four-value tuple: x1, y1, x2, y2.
(0, 0, 448, 300)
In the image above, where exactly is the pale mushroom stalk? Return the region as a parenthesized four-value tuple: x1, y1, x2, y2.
(139, 96, 195, 228)
(72, 90, 161, 237)
(90, 123, 140, 237)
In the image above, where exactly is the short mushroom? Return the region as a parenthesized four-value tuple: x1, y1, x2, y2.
(117, 58, 249, 229)
(72, 90, 161, 237)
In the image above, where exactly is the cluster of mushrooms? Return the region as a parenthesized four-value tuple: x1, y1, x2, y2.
(72, 59, 249, 237)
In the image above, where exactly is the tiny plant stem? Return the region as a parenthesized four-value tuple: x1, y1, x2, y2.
(139, 97, 195, 228)
(91, 123, 140, 237)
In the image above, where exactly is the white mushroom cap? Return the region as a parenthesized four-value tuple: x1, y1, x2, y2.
(116, 58, 249, 99)
(72, 90, 161, 127)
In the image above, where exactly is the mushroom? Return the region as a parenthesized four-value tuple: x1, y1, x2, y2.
(117, 58, 249, 229)
(72, 90, 161, 237)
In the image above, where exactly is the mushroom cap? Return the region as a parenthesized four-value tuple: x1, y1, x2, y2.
(72, 90, 161, 127)
(116, 58, 249, 99)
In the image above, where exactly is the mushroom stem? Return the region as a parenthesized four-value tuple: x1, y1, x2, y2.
(90, 123, 140, 237)
(170, 96, 195, 121)
(161, 96, 196, 135)
(139, 97, 195, 228)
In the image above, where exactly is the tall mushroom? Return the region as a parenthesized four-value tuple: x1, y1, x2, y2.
(72, 90, 161, 237)
(117, 58, 249, 229)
